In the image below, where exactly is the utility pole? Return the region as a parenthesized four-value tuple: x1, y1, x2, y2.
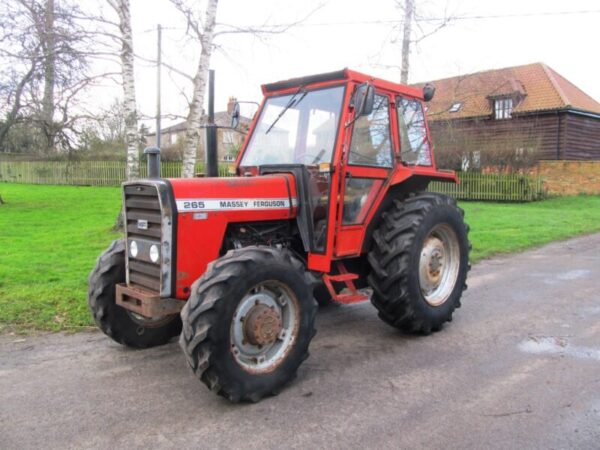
(400, 0, 414, 84)
(156, 24, 162, 149)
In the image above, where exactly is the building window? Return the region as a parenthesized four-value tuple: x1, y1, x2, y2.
(472, 151, 481, 169)
(494, 98, 513, 119)
(169, 133, 177, 145)
(461, 155, 470, 171)
(449, 102, 462, 113)
(222, 131, 234, 144)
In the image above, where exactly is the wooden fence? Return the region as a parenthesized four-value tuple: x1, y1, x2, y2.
(0, 160, 232, 186)
(429, 172, 545, 202)
(0, 161, 545, 201)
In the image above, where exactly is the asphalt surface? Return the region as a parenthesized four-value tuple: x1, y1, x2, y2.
(2, 234, 600, 449)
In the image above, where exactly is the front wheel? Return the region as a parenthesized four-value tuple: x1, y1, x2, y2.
(179, 246, 317, 403)
(88, 239, 182, 348)
(367, 193, 470, 334)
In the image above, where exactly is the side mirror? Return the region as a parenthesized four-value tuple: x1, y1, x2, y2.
(231, 102, 241, 128)
(423, 84, 435, 102)
(352, 83, 375, 117)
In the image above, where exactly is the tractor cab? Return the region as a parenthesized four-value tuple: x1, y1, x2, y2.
(234, 69, 454, 272)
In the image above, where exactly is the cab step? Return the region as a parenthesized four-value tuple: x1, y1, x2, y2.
(322, 263, 369, 304)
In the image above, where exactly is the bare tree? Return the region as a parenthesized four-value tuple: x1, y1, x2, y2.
(107, 0, 139, 180)
(41, 0, 57, 152)
(166, 0, 323, 178)
(367, 1, 457, 84)
(0, 0, 105, 154)
(169, 0, 219, 178)
(398, 0, 457, 84)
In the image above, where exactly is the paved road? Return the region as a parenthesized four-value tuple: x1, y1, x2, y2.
(2, 234, 600, 449)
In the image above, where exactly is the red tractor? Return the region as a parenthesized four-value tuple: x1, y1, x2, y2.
(89, 69, 470, 402)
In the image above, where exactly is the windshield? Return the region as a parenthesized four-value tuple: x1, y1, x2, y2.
(240, 86, 345, 167)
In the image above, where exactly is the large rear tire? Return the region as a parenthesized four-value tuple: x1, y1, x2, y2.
(88, 239, 182, 348)
(367, 193, 470, 334)
(179, 246, 317, 403)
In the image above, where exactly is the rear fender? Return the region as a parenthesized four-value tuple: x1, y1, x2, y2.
(360, 172, 457, 254)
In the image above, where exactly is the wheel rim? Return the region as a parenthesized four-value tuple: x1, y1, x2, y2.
(419, 223, 461, 307)
(230, 280, 299, 374)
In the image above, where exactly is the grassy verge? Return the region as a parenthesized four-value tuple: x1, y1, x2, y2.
(1, 183, 599, 333)
(0, 184, 121, 332)
(462, 196, 600, 261)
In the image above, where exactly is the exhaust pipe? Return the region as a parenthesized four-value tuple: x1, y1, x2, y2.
(144, 146, 161, 179)
(206, 69, 218, 177)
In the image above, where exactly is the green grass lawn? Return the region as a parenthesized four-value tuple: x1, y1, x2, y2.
(461, 196, 600, 261)
(0, 184, 122, 332)
(1, 183, 600, 333)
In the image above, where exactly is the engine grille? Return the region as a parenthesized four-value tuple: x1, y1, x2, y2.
(124, 184, 163, 292)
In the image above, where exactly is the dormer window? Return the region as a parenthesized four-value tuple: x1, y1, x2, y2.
(449, 102, 462, 113)
(494, 98, 513, 119)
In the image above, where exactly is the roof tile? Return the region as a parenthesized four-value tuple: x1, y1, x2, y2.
(415, 63, 600, 121)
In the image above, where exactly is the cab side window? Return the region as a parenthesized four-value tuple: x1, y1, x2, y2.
(397, 98, 432, 165)
(348, 94, 393, 167)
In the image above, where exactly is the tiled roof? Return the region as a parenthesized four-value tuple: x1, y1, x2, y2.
(414, 63, 600, 121)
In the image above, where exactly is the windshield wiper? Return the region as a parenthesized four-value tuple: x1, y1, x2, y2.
(265, 86, 307, 135)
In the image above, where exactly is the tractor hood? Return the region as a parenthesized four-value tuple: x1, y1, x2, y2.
(167, 174, 299, 297)
(169, 174, 298, 219)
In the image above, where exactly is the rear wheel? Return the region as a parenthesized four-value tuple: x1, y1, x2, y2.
(180, 246, 317, 403)
(88, 239, 182, 348)
(367, 193, 470, 334)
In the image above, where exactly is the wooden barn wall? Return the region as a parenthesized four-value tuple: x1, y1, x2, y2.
(563, 114, 600, 160)
(428, 113, 565, 161)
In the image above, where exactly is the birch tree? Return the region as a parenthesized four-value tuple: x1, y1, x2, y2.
(169, 0, 321, 178)
(107, 0, 139, 180)
(170, 0, 219, 178)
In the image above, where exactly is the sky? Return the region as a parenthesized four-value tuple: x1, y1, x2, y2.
(126, 0, 600, 131)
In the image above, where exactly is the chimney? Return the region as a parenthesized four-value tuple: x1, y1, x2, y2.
(227, 96, 237, 115)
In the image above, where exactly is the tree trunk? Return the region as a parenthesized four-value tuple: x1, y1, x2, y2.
(110, 0, 139, 180)
(400, 0, 413, 85)
(0, 62, 36, 150)
(42, 0, 56, 153)
(181, 0, 219, 179)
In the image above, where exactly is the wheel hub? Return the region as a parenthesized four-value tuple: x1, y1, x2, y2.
(230, 281, 299, 374)
(421, 237, 445, 288)
(418, 224, 461, 307)
(243, 304, 282, 346)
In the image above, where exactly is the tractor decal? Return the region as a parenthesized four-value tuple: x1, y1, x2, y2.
(176, 197, 296, 211)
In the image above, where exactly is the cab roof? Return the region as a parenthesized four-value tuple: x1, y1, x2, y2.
(261, 68, 423, 99)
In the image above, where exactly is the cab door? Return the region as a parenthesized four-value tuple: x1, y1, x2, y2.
(335, 91, 395, 257)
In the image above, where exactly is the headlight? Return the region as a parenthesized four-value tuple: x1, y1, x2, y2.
(149, 244, 160, 263)
(130, 240, 138, 258)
